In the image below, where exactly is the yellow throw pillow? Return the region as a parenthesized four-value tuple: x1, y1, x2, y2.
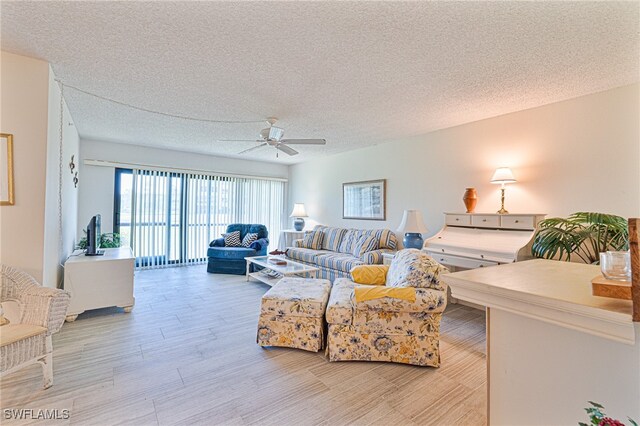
(354, 285, 416, 303)
(350, 265, 389, 285)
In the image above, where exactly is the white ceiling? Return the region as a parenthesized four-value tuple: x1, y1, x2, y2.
(1, 1, 638, 165)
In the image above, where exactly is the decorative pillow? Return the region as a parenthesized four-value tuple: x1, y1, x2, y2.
(352, 235, 379, 257)
(242, 232, 259, 247)
(386, 249, 447, 291)
(222, 231, 242, 247)
(350, 265, 390, 285)
(354, 285, 416, 303)
(319, 226, 348, 252)
(338, 230, 361, 254)
(362, 229, 396, 250)
(300, 229, 324, 249)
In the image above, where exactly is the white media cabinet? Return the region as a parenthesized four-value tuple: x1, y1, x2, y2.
(63, 247, 135, 322)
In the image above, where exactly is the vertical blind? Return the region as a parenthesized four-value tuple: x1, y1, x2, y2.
(129, 169, 285, 269)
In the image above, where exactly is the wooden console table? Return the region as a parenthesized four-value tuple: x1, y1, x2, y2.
(63, 247, 135, 321)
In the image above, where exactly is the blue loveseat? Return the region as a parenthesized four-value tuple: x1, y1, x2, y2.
(207, 224, 269, 275)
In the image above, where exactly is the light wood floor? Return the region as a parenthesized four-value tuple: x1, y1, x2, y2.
(1, 266, 487, 426)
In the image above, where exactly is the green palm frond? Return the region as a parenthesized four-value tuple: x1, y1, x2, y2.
(532, 212, 628, 264)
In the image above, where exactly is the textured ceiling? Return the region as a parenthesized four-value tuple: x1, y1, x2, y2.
(1, 1, 638, 164)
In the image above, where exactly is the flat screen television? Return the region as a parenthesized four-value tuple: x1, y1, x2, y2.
(85, 214, 105, 256)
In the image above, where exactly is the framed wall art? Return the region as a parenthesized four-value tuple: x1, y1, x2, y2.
(343, 179, 386, 220)
(0, 133, 14, 206)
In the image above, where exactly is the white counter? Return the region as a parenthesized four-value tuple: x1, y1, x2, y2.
(444, 259, 640, 425)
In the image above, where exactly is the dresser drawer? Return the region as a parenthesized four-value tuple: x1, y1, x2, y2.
(471, 215, 500, 228)
(446, 214, 471, 226)
(426, 252, 499, 270)
(500, 215, 535, 230)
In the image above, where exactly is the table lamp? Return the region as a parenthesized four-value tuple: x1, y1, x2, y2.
(490, 167, 516, 214)
(396, 210, 428, 249)
(289, 203, 308, 231)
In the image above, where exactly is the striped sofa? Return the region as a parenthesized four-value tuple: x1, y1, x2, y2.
(285, 225, 397, 282)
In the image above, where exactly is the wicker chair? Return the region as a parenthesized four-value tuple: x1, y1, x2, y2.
(0, 264, 70, 388)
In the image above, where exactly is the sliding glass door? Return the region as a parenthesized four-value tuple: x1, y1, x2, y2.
(115, 168, 285, 269)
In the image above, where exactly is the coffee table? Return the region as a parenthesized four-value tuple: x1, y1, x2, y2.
(245, 255, 319, 286)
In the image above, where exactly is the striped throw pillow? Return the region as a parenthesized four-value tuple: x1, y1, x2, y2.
(320, 227, 348, 252)
(223, 231, 242, 247)
(352, 235, 380, 257)
(300, 229, 324, 249)
(242, 232, 259, 247)
(338, 230, 362, 254)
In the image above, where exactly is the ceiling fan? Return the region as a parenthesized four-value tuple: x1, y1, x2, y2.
(220, 117, 326, 157)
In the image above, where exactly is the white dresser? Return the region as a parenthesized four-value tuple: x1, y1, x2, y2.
(424, 213, 546, 271)
(63, 247, 135, 321)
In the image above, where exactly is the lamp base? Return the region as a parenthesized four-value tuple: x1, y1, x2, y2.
(496, 208, 509, 214)
(403, 233, 424, 249)
(293, 218, 305, 231)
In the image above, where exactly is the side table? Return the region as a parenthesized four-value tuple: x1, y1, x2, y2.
(382, 252, 395, 265)
(278, 229, 306, 251)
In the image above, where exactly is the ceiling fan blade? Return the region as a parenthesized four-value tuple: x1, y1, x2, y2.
(269, 126, 285, 141)
(280, 139, 326, 145)
(277, 144, 299, 156)
(219, 139, 262, 142)
(238, 143, 268, 155)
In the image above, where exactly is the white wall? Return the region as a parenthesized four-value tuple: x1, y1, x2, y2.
(77, 139, 289, 236)
(42, 68, 80, 288)
(0, 52, 50, 282)
(0, 52, 80, 287)
(289, 84, 640, 240)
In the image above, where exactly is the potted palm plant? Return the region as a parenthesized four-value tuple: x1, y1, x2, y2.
(532, 212, 628, 264)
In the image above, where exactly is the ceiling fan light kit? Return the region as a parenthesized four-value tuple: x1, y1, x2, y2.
(220, 117, 327, 158)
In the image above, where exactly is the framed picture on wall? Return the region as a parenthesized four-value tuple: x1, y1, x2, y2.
(0, 133, 14, 206)
(343, 179, 386, 220)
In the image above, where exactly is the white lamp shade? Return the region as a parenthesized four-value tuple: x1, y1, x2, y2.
(490, 167, 517, 184)
(396, 210, 428, 234)
(289, 203, 308, 218)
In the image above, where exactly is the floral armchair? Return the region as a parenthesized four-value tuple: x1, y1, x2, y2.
(1, 264, 70, 388)
(325, 249, 448, 367)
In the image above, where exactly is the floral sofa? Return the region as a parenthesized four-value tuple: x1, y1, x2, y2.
(325, 249, 448, 367)
(286, 225, 398, 282)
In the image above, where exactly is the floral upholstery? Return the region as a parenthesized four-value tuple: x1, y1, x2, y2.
(386, 249, 447, 291)
(326, 326, 441, 366)
(325, 280, 355, 325)
(259, 277, 331, 318)
(325, 251, 448, 367)
(257, 277, 331, 352)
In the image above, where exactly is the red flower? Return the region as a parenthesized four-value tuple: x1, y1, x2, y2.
(599, 417, 625, 426)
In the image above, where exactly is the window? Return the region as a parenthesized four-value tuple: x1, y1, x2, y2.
(115, 168, 285, 268)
